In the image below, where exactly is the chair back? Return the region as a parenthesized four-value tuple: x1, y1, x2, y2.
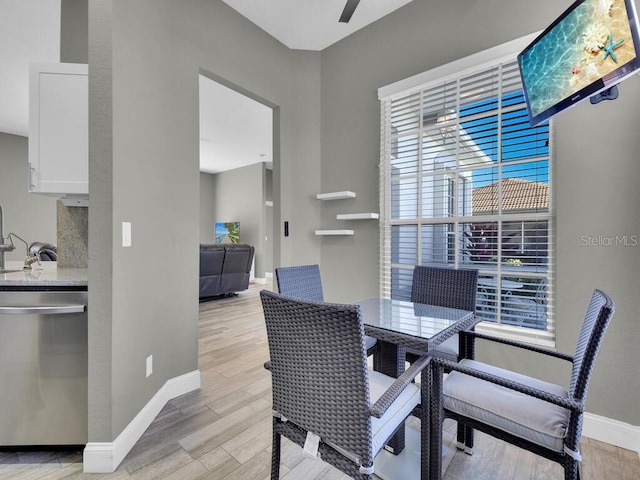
(411, 266, 478, 311)
(260, 290, 372, 465)
(569, 289, 615, 402)
(275, 264, 324, 301)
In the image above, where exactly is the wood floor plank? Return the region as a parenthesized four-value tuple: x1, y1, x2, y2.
(178, 398, 272, 459)
(280, 456, 333, 480)
(580, 436, 640, 480)
(152, 459, 208, 480)
(207, 387, 266, 416)
(48, 470, 132, 480)
(123, 441, 184, 476)
(126, 447, 193, 480)
(206, 449, 271, 480)
(35, 463, 84, 480)
(171, 376, 263, 414)
(197, 446, 241, 478)
(0, 464, 61, 480)
(242, 375, 272, 397)
(318, 469, 353, 480)
(221, 416, 272, 464)
(212, 349, 270, 378)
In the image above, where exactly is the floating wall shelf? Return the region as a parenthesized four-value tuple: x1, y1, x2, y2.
(316, 191, 356, 200)
(336, 213, 379, 220)
(315, 230, 355, 236)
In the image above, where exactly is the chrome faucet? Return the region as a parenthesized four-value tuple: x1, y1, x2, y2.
(0, 205, 16, 270)
(8, 232, 41, 270)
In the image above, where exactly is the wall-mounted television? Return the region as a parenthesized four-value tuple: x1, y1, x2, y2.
(214, 222, 240, 244)
(518, 0, 640, 126)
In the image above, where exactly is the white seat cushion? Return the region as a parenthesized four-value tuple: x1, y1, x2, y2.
(280, 369, 420, 468)
(443, 359, 570, 453)
(434, 335, 458, 361)
(365, 335, 378, 351)
(368, 370, 421, 456)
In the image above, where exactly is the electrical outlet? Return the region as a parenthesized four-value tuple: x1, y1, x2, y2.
(146, 355, 153, 377)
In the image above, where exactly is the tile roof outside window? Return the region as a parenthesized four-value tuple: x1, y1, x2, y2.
(472, 178, 549, 214)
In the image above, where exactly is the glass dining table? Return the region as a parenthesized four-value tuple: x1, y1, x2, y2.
(354, 297, 479, 480)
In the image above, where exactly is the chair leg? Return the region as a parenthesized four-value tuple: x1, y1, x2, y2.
(565, 459, 579, 480)
(454, 423, 474, 455)
(456, 422, 465, 449)
(419, 372, 430, 480)
(463, 424, 474, 454)
(271, 418, 282, 480)
(457, 330, 475, 455)
(371, 350, 379, 372)
(429, 363, 443, 480)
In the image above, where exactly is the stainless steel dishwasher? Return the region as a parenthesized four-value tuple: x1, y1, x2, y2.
(0, 289, 87, 446)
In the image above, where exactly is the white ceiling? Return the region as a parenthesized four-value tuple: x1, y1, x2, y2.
(1, 0, 412, 173)
(199, 76, 272, 174)
(221, 0, 414, 51)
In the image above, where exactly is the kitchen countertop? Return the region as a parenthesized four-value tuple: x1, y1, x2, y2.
(0, 261, 87, 287)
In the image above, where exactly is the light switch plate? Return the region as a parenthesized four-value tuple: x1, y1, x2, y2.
(122, 221, 132, 247)
(146, 355, 153, 377)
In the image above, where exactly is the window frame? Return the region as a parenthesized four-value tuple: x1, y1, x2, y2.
(378, 33, 555, 347)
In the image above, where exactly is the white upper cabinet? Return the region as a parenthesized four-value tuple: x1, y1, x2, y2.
(29, 63, 88, 204)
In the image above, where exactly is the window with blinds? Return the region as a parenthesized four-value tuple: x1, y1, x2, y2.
(379, 53, 554, 343)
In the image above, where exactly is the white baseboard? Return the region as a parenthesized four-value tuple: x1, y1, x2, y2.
(83, 369, 201, 473)
(583, 412, 640, 455)
(251, 277, 268, 284)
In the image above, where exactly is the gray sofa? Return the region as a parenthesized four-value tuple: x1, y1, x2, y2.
(199, 243, 254, 299)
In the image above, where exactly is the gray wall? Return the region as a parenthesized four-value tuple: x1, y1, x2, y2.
(265, 168, 273, 274)
(200, 165, 268, 277)
(553, 84, 640, 423)
(0, 133, 57, 262)
(88, 0, 115, 442)
(212, 163, 265, 276)
(61, 0, 88, 63)
(199, 172, 216, 243)
(319, 0, 640, 426)
(88, 0, 322, 441)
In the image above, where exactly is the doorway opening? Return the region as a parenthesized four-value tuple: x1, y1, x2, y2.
(198, 71, 278, 281)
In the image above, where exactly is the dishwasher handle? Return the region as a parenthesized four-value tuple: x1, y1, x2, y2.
(0, 304, 86, 315)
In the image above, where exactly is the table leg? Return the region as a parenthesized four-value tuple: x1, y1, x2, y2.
(421, 366, 430, 480)
(458, 328, 475, 451)
(429, 361, 443, 480)
(375, 340, 407, 455)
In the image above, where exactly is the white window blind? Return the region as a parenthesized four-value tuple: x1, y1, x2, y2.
(379, 46, 555, 345)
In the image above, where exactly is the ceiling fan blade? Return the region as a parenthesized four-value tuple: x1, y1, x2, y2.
(339, 0, 361, 23)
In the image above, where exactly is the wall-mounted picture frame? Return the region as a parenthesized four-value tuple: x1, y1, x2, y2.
(215, 222, 240, 244)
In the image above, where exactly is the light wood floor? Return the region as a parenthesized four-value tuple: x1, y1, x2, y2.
(1, 281, 638, 479)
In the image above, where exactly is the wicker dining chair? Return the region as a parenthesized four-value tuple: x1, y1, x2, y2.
(275, 264, 378, 357)
(275, 264, 324, 301)
(260, 290, 430, 479)
(410, 266, 479, 362)
(429, 289, 615, 480)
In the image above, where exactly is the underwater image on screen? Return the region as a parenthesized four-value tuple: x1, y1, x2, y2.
(519, 0, 637, 118)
